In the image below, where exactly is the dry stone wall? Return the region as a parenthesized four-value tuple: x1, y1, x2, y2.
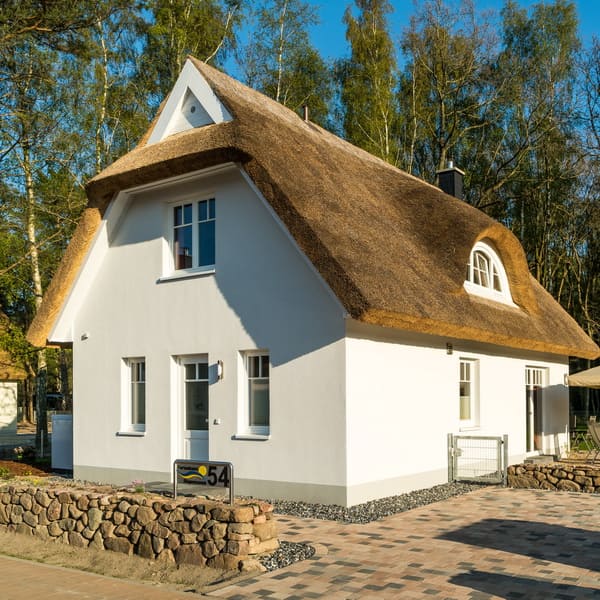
(508, 463, 600, 493)
(0, 484, 278, 571)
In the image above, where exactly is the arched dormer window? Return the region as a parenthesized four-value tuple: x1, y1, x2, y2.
(464, 241, 515, 306)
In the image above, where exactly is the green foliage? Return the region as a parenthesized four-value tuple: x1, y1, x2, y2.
(240, 0, 333, 127)
(138, 0, 243, 109)
(337, 0, 400, 163)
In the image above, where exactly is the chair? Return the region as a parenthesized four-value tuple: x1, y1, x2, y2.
(586, 421, 600, 462)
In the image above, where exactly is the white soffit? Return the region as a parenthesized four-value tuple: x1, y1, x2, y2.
(147, 59, 232, 144)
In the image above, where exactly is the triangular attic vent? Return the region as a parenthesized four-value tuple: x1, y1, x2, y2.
(147, 59, 232, 144)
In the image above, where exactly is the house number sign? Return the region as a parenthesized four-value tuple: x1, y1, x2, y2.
(173, 459, 234, 503)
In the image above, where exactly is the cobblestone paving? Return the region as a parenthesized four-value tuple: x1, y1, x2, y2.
(207, 487, 600, 599)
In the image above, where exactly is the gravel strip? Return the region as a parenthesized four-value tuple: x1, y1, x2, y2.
(257, 481, 489, 571)
(268, 481, 489, 524)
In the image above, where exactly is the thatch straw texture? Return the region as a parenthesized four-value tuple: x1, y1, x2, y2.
(27, 59, 599, 359)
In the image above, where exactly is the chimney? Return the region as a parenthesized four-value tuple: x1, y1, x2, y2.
(436, 160, 465, 200)
(302, 105, 309, 122)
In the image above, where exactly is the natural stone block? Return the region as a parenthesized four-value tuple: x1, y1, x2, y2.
(68, 532, 88, 548)
(557, 479, 581, 492)
(202, 540, 219, 558)
(137, 533, 154, 559)
(112, 511, 125, 525)
(232, 507, 255, 523)
(99, 521, 115, 538)
(19, 493, 33, 511)
(226, 539, 249, 556)
(156, 548, 175, 563)
(46, 499, 61, 521)
(228, 522, 253, 535)
(190, 513, 207, 532)
(10, 505, 24, 524)
(248, 537, 279, 555)
(240, 558, 267, 573)
(114, 524, 130, 537)
(48, 521, 62, 537)
(166, 533, 180, 550)
(23, 511, 37, 527)
(207, 553, 241, 570)
(152, 535, 164, 554)
(253, 521, 277, 541)
(174, 544, 205, 566)
(146, 521, 169, 538)
(87, 508, 102, 531)
(129, 530, 141, 545)
(58, 518, 76, 532)
(104, 537, 133, 555)
(135, 506, 156, 526)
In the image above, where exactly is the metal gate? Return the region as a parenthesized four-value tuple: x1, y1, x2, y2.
(448, 434, 508, 485)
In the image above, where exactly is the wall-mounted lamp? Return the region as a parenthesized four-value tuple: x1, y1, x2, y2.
(446, 343, 453, 355)
(217, 360, 224, 381)
(81, 332, 89, 341)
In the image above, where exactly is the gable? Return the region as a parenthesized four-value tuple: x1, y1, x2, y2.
(146, 59, 232, 144)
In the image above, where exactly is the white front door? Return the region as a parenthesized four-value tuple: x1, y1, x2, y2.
(181, 357, 209, 460)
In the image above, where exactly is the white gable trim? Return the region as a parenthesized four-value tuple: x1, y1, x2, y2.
(147, 59, 232, 144)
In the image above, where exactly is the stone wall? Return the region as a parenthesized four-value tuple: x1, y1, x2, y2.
(508, 463, 600, 493)
(0, 484, 278, 571)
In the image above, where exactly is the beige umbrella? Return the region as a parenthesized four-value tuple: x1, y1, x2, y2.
(567, 365, 600, 388)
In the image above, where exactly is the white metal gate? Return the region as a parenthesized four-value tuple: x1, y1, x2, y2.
(448, 434, 508, 485)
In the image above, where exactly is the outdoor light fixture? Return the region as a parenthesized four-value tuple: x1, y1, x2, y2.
(446, 343, 453, 355)
(81, 332, 89, 341)
(217, 360, 224, 380)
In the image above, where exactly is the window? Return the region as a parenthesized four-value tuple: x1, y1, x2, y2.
(459, 359, 479, 428)
(464, 241, 514, 305)
(172, 198, 215, 271)
(245, 353, 270, 434)
(125, 358, 145, 432)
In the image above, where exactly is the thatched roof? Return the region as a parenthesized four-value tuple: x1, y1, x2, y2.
(27, 58, 599, 359)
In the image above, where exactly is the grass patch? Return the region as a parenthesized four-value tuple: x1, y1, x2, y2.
(0, 529, 241, 592)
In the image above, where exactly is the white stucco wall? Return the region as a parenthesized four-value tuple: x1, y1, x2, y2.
(69, 166, 348, 502)
(0, 381, 18, 435)
(344, 321, 570, 505)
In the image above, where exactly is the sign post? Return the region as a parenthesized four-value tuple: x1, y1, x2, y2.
(173, 460, 234, 503)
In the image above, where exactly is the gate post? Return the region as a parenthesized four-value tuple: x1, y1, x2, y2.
(447, 433, 455, 482)
(502, 434, 509, 486)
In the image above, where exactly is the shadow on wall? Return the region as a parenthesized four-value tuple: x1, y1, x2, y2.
(450, 570, 599, 598)
(439, 518, 600, 573)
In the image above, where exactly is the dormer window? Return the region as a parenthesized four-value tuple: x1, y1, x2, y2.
(464, 241, 515, 305)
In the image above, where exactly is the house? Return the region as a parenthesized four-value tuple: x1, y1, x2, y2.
(0, 312, 26, 438)
(27, 58, 599, 506)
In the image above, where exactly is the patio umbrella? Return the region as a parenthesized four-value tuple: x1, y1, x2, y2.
(567, 365, 600, 388)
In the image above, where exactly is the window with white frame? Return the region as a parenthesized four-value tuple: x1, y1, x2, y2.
(124, 358, 146, 432)
(464, 241, 514, 305)
(172, 198, 215, 271)
(244, 352, 270, 434)
(459, 359, 479, 428)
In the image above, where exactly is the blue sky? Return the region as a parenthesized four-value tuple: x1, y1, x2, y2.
(300, 0, 599, 63)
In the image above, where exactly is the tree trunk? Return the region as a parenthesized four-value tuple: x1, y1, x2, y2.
(23, 141, 49, 457)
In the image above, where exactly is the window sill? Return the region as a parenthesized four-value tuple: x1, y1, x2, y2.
(232, 433, 270, 441)
(157, 267, 215, 283)
(116, 430, 146, 437)
(458, 425, 480, 433)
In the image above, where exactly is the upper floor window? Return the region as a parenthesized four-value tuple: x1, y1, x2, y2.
(172, 198, 215, 271)
(464, 241, 514, 305)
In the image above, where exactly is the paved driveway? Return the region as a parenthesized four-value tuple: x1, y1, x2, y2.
(2, 487, 600, 599)
(208, 487, 600, 599)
